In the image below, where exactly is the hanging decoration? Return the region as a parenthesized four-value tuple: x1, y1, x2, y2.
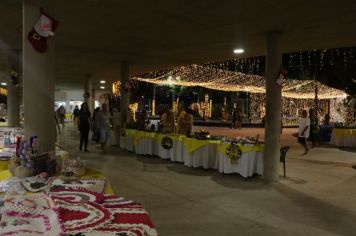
(161, 136, 173, 150)
(225, 142, 242, 164)
(27, 9, 59, 53)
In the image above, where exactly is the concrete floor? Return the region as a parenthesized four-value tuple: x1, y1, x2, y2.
(59, 124, 356, 236)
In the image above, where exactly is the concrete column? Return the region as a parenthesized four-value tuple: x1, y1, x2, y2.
(7, 50, 21, 126)
(84, 76, 94, 113)
(263, 32, 282, 183)
(23, 0, 55, 152)
(120, 61, 130, 128)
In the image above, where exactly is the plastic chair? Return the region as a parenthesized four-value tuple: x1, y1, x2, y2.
(280, 146, 290, 177)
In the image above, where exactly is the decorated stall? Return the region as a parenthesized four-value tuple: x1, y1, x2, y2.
(121, 129, 264, 178)
(0, 134, 157, 235)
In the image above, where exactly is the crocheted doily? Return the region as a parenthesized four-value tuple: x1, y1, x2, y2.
(50, 178, 107, 193)
(20, 177, 54, 193)
(54, 198, 111, 234)
(49, 188, 104, 204)
(0, 195, 63, 236)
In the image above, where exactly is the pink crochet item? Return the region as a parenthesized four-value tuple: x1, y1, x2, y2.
(54, 198, 111, 234)
(0, 195, 63, 235)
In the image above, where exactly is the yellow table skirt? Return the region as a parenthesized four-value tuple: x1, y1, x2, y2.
(333, 128, 356, 137)
(125, 129, 264, 155)
(218, 143, 264, 154)
(0, 168, 114, 195)
(0, 160, 9, 171)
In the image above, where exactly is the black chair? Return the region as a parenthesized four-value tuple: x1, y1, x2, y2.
(280, 146, 290, 177)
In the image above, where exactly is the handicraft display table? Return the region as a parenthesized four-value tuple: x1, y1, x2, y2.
(122, 129, 264, 178)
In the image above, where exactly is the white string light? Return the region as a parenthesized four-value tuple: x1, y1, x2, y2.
(130, 64, 347, 99)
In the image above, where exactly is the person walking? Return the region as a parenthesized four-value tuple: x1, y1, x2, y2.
(309, 109, 318, 148)
(56, 105, 66, 129)
(298, 110, 310, 155)
(97, 104, 112, 151)
(91, 107, 101, 141)
(78, 102, 91, 152)
(72, 105, 80, 130)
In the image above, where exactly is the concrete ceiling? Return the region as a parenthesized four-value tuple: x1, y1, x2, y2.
(0, 0, 356, 89)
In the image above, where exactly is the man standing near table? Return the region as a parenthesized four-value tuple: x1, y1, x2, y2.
(298, 110, 310, 155)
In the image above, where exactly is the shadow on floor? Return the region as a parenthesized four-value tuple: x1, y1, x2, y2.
(274, 183, 356, 236)
(339, 147, 356, 153)
(210, 173, 272, 190)
(166, 164, 216, 176)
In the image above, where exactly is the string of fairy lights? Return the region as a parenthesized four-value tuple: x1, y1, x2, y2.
(249, 93, 335, 125)
(0, 88, 7, 96)
(130, 64, 346, 99)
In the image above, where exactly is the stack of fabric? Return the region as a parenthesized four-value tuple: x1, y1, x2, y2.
(0, 179, 157, 236)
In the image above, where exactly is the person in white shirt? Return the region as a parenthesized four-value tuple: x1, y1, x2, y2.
(298, 110, 310, 155)
(97, 104, 112, 151)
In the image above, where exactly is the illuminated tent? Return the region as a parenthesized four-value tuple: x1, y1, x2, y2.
(131, 64, 347, 99)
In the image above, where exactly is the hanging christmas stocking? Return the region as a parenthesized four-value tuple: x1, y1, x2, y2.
(27, 9, 59, 53)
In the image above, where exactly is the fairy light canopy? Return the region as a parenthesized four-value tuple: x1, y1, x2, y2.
(130, 64, 347, 99)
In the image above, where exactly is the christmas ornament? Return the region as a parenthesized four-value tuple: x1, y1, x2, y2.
(27, 9, 58, 53)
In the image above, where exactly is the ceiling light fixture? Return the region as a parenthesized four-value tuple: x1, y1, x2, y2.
(233, 48, 244, 54)
(100, 86, 105, 89)
(100, 80, 106, 84)
(1, 82, 7, 86)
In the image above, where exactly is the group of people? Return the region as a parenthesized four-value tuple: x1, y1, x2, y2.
(298, 109, 318, 155)
(220, 106, 243, 129)
(160, 104, 193, 135)
(72, 103, 113, 152)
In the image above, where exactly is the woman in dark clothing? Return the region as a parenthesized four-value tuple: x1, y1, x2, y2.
(309, 108, 318, 148)
(91, 107, 101, 141)
(78, 102, 91, 152)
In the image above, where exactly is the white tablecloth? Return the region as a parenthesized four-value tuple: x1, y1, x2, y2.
(170, 141, 184, 163)
(135, 137, 155, 155)
(121, 135, 135, 152)
(157, 144, 173, 160)
(218, 151, 263, 177)
(183, 144, 219, 169)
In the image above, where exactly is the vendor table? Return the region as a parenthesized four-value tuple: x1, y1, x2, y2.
(122, 129, 264, 178)
(331, 127, 356, 147)
(217, 143, 264, 177)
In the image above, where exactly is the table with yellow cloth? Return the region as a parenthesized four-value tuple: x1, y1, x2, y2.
(0, 160, 9, 171)
(331, 128, 356, 147)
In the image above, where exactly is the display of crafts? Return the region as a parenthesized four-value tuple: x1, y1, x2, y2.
(0, 180, 158, 235)
(0, 128, 24, 149)
(233, 135, 260, 145)
(192, 129, 211, 140)
(61, 156, 87, 180)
